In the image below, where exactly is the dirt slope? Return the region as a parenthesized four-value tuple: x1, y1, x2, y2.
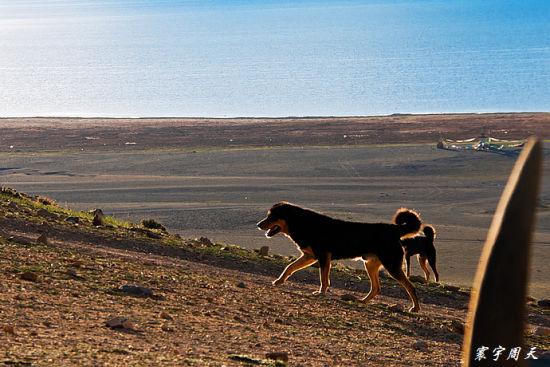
(1, 189, 548, 366)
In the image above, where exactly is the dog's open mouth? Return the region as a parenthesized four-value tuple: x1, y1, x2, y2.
(265, 225, 281, 237)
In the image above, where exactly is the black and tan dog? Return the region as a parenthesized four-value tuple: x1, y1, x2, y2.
(401, 225, 439, 282)
(257, 202, 423, 312)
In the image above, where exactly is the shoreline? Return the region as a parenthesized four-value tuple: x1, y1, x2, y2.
(1, 111, 548, 120)
(1, 112, 549, 154)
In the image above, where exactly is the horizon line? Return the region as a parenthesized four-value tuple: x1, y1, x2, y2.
(1, 111, 548, 120)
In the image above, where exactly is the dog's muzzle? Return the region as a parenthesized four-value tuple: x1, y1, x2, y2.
(264, 225, 281, 237)
(257, 219, 281, 237)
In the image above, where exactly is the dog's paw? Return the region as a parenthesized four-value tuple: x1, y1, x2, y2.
(312, 291, 327, 297)
(272, 278, 284, 286)
(408, 305, 420, 313)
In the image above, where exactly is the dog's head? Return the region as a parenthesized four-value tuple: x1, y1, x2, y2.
(257, 202, 294, 238)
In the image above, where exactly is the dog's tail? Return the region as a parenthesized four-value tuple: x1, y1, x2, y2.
(422, 225, 436, 242)
(393, 208, 422, 238)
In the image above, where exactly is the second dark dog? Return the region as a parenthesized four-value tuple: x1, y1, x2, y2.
(401, 225, 439, 282)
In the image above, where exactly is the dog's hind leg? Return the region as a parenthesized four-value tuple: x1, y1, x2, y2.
(273, 252, 317, 286)
(418, 255, 431, 281)
(389, 268, 421, 313)
(360, 257, 382, 304)
(427, 253, 439, 282)
(313, 253, 332, 295)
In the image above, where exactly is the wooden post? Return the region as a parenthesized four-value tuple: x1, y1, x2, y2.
(462, 139, 542, 366)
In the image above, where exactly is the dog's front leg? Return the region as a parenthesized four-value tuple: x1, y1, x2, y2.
(360, 257, 382, 303)
(312, 253, 332, 295)
(273, 252, 316, 286)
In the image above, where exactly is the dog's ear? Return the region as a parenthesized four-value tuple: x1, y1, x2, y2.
(272, 201, 291, 209)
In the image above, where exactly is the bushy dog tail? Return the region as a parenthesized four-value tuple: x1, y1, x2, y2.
(422, 225, 436, 242)
(393, 208, 422, 238)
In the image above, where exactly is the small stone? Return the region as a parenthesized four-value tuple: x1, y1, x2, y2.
(161, 324, 175, 332)
(9, 236, 31, 245)
(20, 271, 38, 282)
(146, 231, 161, 239)
(259, 246, 269, 256)
(537, 299, 550, 308)
(2, 326, 15, 335)
(90, 208, 104, 216)
(236, 282, 246, 289)
(409, 275, 427, 284)
(136, 286, 154, 296)
(37, 208, 57, 219)
(92, 209, 105, 226)
(37, 234, 48, 245)
(387, 304, 402, 312)
(159, 311, 173, 320)
(106, 316, 128, 328)
(66, 216, 80, 224)
(66, 269, 86, 280)
(341, 294, 357, 302)
(443, 284, 460, 292)
(411, 341, 428, 350)
(121, 320, 137, 331)
(534, 326, 550, 336)
(449, 320, 465, 335)
(119, 285, 154, 297)
(67, 269, 77, 277)
(68, 260, 83, 268)
(265, 351, 289, 362)
(199, 237, 213, 246)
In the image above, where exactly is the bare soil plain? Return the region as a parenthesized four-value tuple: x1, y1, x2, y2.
(0, 113, 550, 365)
(0, 113, 549, 153)
(1, 113, 550, 296)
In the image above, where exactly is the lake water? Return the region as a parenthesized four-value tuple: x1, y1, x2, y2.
(0, 0, 549, 117)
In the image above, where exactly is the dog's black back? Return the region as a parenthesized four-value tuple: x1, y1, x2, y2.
(269, 203, 421, 275)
